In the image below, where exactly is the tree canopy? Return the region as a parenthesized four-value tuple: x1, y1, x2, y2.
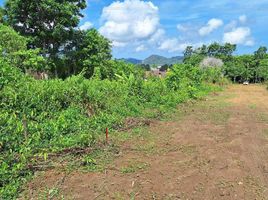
(0, 24, 45, 71)
(4, 0, 87, 76)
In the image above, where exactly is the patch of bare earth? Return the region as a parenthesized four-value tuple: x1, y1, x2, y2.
(22, 85, 268, 199)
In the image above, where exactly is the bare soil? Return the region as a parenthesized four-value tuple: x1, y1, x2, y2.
(23, 85, 268, 200)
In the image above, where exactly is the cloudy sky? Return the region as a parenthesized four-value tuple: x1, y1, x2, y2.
(1, 0, 268, 59)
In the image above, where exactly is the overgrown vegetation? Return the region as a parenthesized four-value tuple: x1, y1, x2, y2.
(184, 43, 268, 83)
(0, 27, 220, 198)
(0, 57, 222, 198)
(0, 0, 267, 199)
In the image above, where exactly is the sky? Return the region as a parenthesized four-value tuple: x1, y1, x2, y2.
(1, 0, 268, 59)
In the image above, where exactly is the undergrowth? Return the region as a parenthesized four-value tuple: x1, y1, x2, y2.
(0, 61, 223, 199)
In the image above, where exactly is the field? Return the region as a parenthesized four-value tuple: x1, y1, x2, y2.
(1, 1, 268, 199)
(19, 84, 268, 199)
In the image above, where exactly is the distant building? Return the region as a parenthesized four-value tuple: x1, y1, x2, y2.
(151, 68, 167, 78)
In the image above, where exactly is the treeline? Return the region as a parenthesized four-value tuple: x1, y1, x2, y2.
(183, 42, 268, 83)
(0, 0, 113, 79)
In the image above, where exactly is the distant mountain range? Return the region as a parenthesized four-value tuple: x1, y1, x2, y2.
(122, 58, 142, 64)
(120, 55, 184, 66)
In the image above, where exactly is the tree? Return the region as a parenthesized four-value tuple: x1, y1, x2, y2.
(0, 24, 27, 53)
(221, 43, 236, 57)
(0, 7, 4, 23)
(207, 42, 221, 57)
(65, 29, 112, 78)
(166, 63, 203, 92)
(254, 46, 267, 60)
(184, 54, 204, 66)
(160, 64, 170, 72)
(183, 46, 194, 61)
(0, 24, 45, 72)
(197, 45, 207, 56)
(257, 59, 268, 81)
(224, 57, 246, 83)
(5, 0, 86, 75)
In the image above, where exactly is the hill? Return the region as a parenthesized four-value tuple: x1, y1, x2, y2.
(142, 55, 183, 66)
(119, 58, 142, 64)
(120, 55, 184, 66)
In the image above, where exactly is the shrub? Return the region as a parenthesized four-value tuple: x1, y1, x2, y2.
(0, 61, 221, 198)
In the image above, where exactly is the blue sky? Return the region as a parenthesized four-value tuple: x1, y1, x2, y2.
(1, 0, 268, 59)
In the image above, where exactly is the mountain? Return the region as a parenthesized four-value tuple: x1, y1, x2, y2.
(119, 55, 184, 66)
(119, 58, 142, 64)
(143, 55, 183, 66)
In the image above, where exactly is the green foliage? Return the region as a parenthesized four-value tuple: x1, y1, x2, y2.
(101, 60, 144, 81)
(185, 43, 268, 83)
(5, 0, 86, 60)
(0, 60, 221, 198)
(202, 67, 223, 84)
(0, 24, 46, 72)
(224, 54, 268, 83)
(65, 29, 112, 78)
(0, 7, 4, 23)
(184, 43, 236, 64)
(166, 63, 203, 92)
(254, 46, 267, 60)
(0, 24, 27, 53)
(258, 59, 268, 81)
(184, 54, 204, 66)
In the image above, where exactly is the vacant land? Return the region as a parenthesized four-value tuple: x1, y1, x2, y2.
(23, 85, 268, 199)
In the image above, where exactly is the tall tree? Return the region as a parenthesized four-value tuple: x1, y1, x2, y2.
(4, 0, 86, 75)
(0, 7, 4, 23)
(254, 46, 267, 60)
(199, 45, 208, 56)
(183, 46, 194, 62)
(222, 43, 236, 56)
(207, 42, 221, 57)
(65, 29, 112, 78)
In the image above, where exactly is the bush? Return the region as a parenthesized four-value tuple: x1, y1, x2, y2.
(0, 61, 221, 198)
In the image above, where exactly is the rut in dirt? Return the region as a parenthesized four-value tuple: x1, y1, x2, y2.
(25, 85, 268, 200)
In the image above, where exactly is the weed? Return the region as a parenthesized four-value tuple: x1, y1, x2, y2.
(120, 162, 149, 174)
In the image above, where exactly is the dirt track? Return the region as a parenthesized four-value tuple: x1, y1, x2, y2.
(25, 85, 268, 199)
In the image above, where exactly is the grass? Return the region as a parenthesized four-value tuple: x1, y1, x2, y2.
(248, 104, 257, 109)
(257, 112, 268, 123)
(120, 161, 149, 174)
(191, 93, 232, 125)
(80, 144, 120, 172)
(14, 85, 222, 199)
(36, 187, 64, 200)
(263, 129, 268, 140)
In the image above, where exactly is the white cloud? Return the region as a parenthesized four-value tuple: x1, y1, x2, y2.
(158, 38, 190, 53)
(239, 15, 247, 24)
(113, 41, 128, 47)
(99, 0, 160, 46)
(244, 39, 255, 46)
(224, 20, 237, 31)
(80, 21, 93, 30)
(199, 18, 223, 36)
(223, 27, 254, 46)
(177, 24, 188, 32)
(149, 29, 165, 44)
(225, 15, 248, 31)
(135, 44, 147, 52)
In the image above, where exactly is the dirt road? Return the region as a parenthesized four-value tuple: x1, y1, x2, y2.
(25, 85, 268, 199)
